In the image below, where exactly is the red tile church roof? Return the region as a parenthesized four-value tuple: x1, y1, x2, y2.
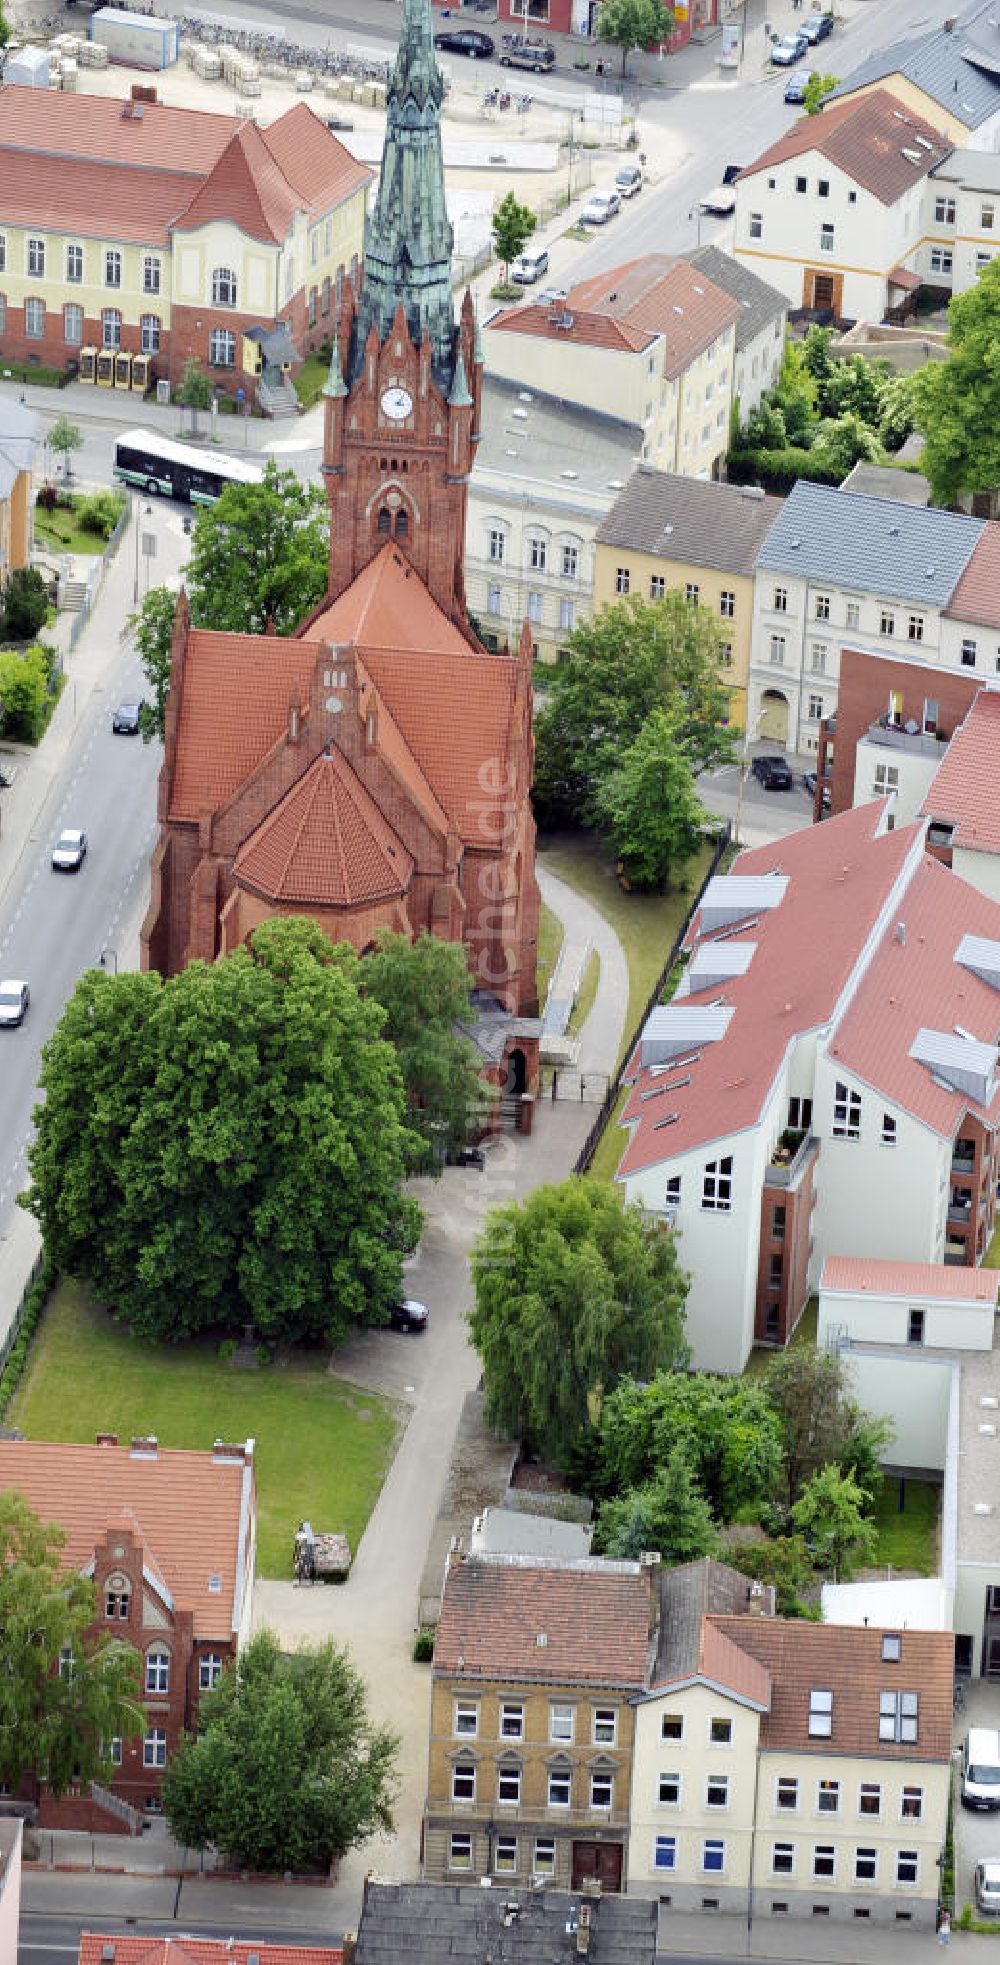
(232, 748, 413, 906)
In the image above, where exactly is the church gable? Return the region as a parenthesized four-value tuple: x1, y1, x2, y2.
(232, 748, 414, 908)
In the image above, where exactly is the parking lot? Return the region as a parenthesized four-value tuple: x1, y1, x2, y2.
(954, 1677, 1000, 1918)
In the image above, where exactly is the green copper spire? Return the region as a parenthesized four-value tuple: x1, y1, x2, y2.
(322, 334, 348, 399)
(447, 346, 473, 409)
(350, 0, 456, 386)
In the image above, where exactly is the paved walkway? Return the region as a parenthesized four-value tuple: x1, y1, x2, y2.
(538, 864, 628, 1076)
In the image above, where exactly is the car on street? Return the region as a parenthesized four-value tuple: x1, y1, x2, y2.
(751, 754, 794, 790)
(770, 29, 810, 63)
(802, 10, 834, 42)
(51, 827, 87, 872)
(0, 762, 17, 788)
(975, 1861, 1000, 1915)
(698, 162, 743, 215)
(433, 27, 494, 56)
(448, 1145, 486, 1168)
(580, 189, 621, 225)
(0, 980, 30, 1028)
(390, 1297, 429, 1333)
(500, 40, 555, 69)
(784, 66, 815, 103)
(511, 245, 550, 284)
(112, 699, 144, 734)
(803, 771, 817, 796)
(615, 161, 644, 198)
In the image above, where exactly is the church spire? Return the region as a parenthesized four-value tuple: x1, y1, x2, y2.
(349, 0, 456, 388)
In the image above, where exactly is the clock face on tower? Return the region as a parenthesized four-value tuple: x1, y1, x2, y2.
(380, 385, 413, 421)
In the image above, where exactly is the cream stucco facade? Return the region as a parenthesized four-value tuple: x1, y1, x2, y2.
(749, 1749, 950, 1926)
(629, 1681, 763, 1912)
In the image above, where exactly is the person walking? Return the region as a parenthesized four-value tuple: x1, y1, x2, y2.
(938, 1906, 952, 1946)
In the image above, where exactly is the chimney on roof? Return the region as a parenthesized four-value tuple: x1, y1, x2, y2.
(212, 1439, 253, 1464)
(639, 1548, 661, 1637)
(130, 1435, 158, 1457)
(96, 1432, 118, 1448)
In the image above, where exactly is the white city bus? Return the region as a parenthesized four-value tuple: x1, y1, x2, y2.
(113, 427, 264, 505)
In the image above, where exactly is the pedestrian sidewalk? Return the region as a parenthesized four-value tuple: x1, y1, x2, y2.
(658, 1905, 968, 1959)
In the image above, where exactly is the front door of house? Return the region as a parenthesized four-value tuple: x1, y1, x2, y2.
(572, 1841, 623, 1892)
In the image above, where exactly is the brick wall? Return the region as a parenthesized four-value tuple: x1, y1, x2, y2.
(827, 650, 979, 815)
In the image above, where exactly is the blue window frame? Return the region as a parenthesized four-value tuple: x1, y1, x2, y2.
(654, 1836, 677, 1871)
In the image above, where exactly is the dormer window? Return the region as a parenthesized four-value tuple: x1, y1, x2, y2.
(808, 1689, 833, 1738)
(882, 1633, 901, 1662)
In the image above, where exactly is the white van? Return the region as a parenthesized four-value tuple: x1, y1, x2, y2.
(511, 246, 550, 285)
(961, 1728, 1000, 1810)
(616, 162, 643, 198)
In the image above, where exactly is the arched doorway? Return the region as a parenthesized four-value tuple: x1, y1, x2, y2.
(505, 1048, 527, 1098)
(758, 689, 790, 746)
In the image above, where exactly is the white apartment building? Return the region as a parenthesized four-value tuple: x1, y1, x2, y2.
(628, 1563, 952, 1929)
(615, 802, 1000, 1373)
(748, 481, 985, 755)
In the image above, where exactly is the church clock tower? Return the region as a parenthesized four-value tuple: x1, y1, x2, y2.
(322, 0, 482, 631)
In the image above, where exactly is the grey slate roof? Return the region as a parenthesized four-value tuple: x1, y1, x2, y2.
(688, 243, 788, 353)
(931, 145, 1000, 192)
(754, 480, 984, 605)
(477, 375, 642, 494)
(830, 1, 1000, 130)
(354, 1881, 658, 1964)
(839, 461, 930, 507)
(652, 1557, 773, 1684)
(595, 464, 782, 574)
(469, 1505, 593, 1561)
(0, 396, 39, 500)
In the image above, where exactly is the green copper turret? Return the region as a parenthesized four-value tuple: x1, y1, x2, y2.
(350, 0, 456, 387)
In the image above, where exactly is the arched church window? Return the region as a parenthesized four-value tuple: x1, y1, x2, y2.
(395, 509, 408, 539)
(377, 508, 392, 536)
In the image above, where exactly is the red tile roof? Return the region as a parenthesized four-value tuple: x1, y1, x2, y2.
(944, 525, 1000, 630)
(308, 543, 474, 656)
(233, 749, 413, 906)
(832, 851, 1000, 1137)
(888, 262, 922, 291)
(738, 89, 952, 204)
(697, 1620, 771, 1709)
(169, 630, 315, 823)
(486, 302, 654, 355)
(603, 260, 742, 382)
(0, 86, 368, 247)
(362, 643, 520, 842)
(709, 1616, 954, 1760)
(820, 1255, 1000, 1303)
(78, 1940, 342, 1965)
(0, 1439, 251, 1639)
(618, 804, 918, 1177)
(922, 689, 1000, 855)
(433, 1555, 656, 1688)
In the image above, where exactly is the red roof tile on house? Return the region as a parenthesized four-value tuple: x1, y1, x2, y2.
(78, 1939, 342, 1965)
(169, 631, 317, 824)
(259, 100, 371, 214)
(738, 89, 952, 203)
(611, 260, 742, 382)
(944, 525, 1000, 631)
(173, 120, 299, 243)
(485, 303, 655, 355)
(617, 804, 919, 1177)
(232, 748, 413, 906)
(922, 689, 1000, 855)
(433, 1555, 656, 1687)
(709, 1616, 954, 1760)
(697, 1620, 771, 1709)
(489, 257, 741, 377)
(307, 543, 474, 656)
(820, 1255, 1000, 1303)
(0, 1439, 250, 1639)
(0, 151, 199, 244)
(0, 82, 238, 170)
(831, 850, 1000, 1136)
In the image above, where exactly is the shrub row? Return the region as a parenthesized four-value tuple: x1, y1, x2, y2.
(0, 1249, 57, 1419)
(726, 446, 843, 494)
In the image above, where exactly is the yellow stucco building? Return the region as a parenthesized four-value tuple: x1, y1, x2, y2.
(0, 397, 38, 576)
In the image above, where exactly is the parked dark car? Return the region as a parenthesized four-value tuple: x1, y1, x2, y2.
(389, 1298, 430, 1333)
(433, 27, 495, 56)
(784, 66, 815, 103)
(448, 1146, 486, 1168)
(803, 771, 817, 796)
(752, 754, 794, 790)
(802, 10, 834, 42)
(112, 699, 144, 734)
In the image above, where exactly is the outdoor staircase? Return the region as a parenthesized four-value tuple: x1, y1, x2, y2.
(58, 577, 88, 612)
(257, 377, 300, 418)
(89, 1780, 145, 1835)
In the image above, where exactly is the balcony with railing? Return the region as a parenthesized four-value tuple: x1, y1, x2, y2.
(865, 719, 947, 758)
(765, 1129, 818, 1190)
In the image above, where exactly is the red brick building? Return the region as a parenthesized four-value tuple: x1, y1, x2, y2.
(0, 1435, 255, 1832)
(816, 651, 982, 819)
(143, 0, 541, 1080)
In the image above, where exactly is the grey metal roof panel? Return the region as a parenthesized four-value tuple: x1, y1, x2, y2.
(477, 374, 642, 491)
(688, 242, 788, 351)
(831, 12, 1000, 127)
(931, 145, 1000, 192)
(355, 1881, 658, 1964)
(754, 480, 984, 604)
(595, 465, 783, 573)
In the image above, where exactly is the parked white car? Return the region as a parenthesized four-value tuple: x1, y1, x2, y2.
(580, 189, 621, 225)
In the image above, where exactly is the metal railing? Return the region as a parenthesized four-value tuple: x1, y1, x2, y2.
(573, 824, 732, 1176)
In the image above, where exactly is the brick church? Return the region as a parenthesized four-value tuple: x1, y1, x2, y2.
(142, 0, 540, 1073)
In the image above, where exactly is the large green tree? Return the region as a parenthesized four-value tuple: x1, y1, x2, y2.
(162, 1629, 398, 1874)
(534, 592, 736, 829)
(595, 1369, 783, 1523)
(596, 0, 674, 75)
(594, 1446, 718, 1563)
(0, 1494, 143, 1797)
(596, 708, 708, 891)
(912, 258, 1000, 506)
(22, 918, 421, 1344)
(125, 582, 177, 742)
(185, 462, 329, 635)
(790, 1464, 879, 1581)
(360, 931, 486, 1169)
(175, 357, 213, 435)
(469, 1179, 689, 1464)
(764, 1348, 891, 1514)
(492, 191, 536, 281)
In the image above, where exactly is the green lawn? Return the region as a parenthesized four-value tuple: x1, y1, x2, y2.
(536, 899, 564, 1008)
(871, 1474, 939, 1576)
(294, 349, 331, 409)
(538, 834, 716, 1063)
(984, 1221, 1000, 1267)
(743, 1297, 819, 1380)
(11, 1282, 404, 1579)
(584, 1085, 630, 1186)
(568, 947, 601, 1038)
(34, 497, 121, 557)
